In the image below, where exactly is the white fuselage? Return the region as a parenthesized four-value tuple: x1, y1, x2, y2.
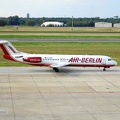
(12, 53, 117, 68)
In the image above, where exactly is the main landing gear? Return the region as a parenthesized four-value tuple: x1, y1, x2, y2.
(53, 67, 59, 72)
(103, 68, 106, 71)
(53, 67, 107, 72)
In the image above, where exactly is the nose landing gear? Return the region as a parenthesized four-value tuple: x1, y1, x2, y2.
(103, 68, 106, 71)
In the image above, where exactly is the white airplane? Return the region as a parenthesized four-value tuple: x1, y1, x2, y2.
(0, 40, 117, 72)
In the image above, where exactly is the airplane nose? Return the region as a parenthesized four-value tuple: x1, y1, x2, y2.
(114, 61, 117, 66)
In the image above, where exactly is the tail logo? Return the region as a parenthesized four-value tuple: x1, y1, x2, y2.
(8, 46, 17, 53)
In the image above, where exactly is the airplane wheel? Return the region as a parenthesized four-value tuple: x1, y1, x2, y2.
(55, 69, 59, 72)
(103, 68, 106, 71)
(53, 68, 59, 72)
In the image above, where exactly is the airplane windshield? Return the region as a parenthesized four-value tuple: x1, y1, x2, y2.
(108, 59, 112, 61)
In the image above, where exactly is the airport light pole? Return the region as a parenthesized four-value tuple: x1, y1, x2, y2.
(72, 16, 73, 27)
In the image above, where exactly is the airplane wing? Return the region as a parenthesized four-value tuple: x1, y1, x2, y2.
(50, 62, 70, 68)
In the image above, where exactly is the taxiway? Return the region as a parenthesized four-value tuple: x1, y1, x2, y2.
(0, 67, 120, 120)
(4, 38, 120, 42)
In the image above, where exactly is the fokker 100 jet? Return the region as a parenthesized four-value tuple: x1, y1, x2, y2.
(0, 40, 117, 72)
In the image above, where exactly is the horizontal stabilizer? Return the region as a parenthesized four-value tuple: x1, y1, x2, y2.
(0, 40, 9, 44)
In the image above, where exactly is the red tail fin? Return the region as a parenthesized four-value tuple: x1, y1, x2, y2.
(0, 40, 18, 61)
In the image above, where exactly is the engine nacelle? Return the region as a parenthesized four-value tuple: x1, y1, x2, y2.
(23, 57, 42, 63)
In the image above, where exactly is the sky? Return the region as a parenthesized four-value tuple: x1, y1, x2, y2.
(0, 0, 120, 18)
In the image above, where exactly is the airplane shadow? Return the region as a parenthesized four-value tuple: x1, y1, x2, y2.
(28, 67, 119, 74)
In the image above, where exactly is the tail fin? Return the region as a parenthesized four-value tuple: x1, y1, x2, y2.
(0, 40, 19, 61)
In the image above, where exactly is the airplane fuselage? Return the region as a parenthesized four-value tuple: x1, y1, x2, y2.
(0, 40, 117, 72)
(10, 54, 117, 68)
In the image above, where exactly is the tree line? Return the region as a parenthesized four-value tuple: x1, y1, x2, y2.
(0, 15, 120, 27)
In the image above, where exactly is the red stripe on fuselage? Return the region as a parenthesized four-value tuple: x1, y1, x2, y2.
(27, 63, 114, 68)
(67, 64, 114, 68)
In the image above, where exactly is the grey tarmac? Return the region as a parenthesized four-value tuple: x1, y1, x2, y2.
(0, 66, 120, 120)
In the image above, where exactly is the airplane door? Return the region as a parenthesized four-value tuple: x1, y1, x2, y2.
(103, 59, 106, 64)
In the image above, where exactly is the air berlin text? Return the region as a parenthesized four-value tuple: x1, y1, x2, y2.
(68, 57, 102, 63)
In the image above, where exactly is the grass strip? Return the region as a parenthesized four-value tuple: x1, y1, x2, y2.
(0, 35, 120, 39)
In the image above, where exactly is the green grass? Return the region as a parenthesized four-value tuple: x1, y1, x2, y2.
(0, 35, 120, 39)
(0, 26, 120, 33)
(0, 42, 120, 66)
(0, 26, 120, 39)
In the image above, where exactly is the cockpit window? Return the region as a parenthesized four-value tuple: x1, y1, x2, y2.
(108, 59, 112, 61)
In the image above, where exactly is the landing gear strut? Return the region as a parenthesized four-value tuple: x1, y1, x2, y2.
(53, 67, 59, 72)
(103, 68, 106, 71)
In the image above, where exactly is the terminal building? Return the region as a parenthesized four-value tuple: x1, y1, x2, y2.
(95, 22, 112, 28)
(41, 22, 64, 27)
(114, 23, 120, 28)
